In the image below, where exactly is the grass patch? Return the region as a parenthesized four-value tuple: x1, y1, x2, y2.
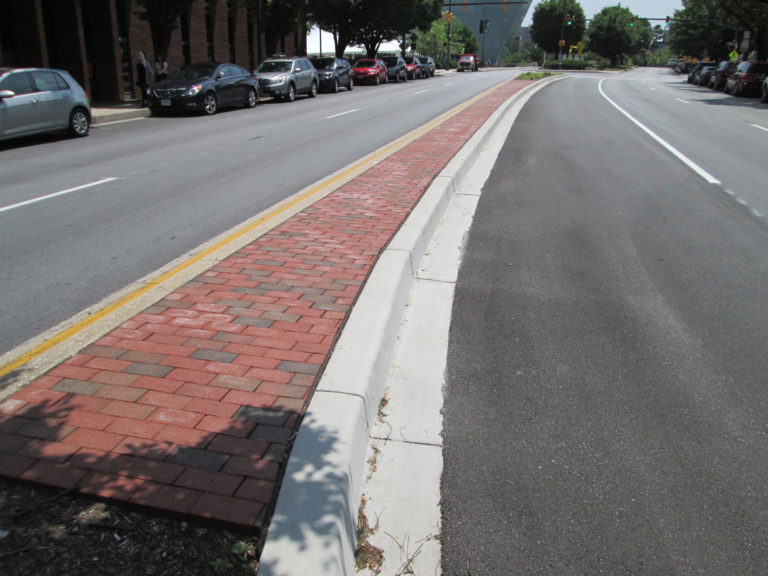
(517, 71, 560, 80)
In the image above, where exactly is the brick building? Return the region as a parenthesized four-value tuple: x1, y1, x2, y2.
(0, 0, 305, 102)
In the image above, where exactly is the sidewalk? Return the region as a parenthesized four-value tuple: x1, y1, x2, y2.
(91, 102, 150, 124)
(0, 76, 536, 555)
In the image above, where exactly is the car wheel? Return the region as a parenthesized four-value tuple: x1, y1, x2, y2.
(348, 77, 354, 91)
(203, 93, 217, 115)
(245, 87, 258, 108)
(286, 83, 295, 102)
(761, 85, 768, 103)
(308, 81, 318, 98)
(332, 78, 339, 93)
(374, 75, 380, 86)
(68, 107, 90, 137)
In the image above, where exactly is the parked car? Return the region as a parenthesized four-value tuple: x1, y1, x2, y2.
(687, 61, 715, 83)
(693, 65, 716, 86)
(254, 56, 318, 102)
(674, 61, 693, 74)
(0, 67, 91, 141)
(382, 56, 407, 82)
(724, 60, 768, 97)
(418, 56, 436, 77)
(352, 58, 388, 85)
(148, 62, 258, 115)
(709, 61, 737, 90)
(309, 57, 353, 93)
(458, 54, 479, 72)
(404, 56, 423, 79)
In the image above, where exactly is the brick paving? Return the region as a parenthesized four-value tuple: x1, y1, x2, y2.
(0, 79, 531, 531)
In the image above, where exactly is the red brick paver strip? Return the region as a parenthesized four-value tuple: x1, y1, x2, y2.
(0, 79, 531, 531)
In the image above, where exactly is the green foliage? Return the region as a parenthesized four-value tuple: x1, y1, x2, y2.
(530, 0, 586, 54)
(517, 71, 559, 80)
(668, 0, 768, 60)
(587, 5, 649, 66)
(308, 0, 440, 57)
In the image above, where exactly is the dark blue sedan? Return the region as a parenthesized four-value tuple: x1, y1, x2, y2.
(148, 62, 259, 115)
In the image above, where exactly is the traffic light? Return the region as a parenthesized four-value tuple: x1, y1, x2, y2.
(628, 17, 636, 27)
(565, 14, 573, 26)
(479, 19, 490, 34)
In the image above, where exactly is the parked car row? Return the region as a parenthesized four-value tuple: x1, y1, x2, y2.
(352, 55, 437, 85)
(0, 53, 442, 142)
(675, 59, 768, 102)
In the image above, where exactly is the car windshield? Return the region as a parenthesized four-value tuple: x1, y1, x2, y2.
(750, 63, 768, 73)
(383, 58, 398, 66)
(168, 64, 216, 82)
(418, 57, 429, 63)
(459, 56, 473, 61)
(312, 58, 335, 70)
(405, 57, 417, 64)
(258, 61, 291, 73)
(356, 60, 377, 68)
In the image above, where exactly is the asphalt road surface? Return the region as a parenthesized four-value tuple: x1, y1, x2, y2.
(0, 70, 512, 357)
(442, 68, 768, 575)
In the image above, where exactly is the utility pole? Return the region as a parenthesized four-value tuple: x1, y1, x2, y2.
(446, 0, 453, 70)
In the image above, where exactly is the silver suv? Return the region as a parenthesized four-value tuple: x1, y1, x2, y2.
(254, 56, 319, 102)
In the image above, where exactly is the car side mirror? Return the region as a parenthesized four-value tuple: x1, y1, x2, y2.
(217, 72, 225, 79)
(0, 89, 16, 99)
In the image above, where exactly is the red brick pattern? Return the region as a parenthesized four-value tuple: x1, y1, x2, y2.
(0, 80, 531, 531)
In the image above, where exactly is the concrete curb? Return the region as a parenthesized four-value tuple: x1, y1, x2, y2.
(91, 107, 150, 125)
(257, 76, 562, 576)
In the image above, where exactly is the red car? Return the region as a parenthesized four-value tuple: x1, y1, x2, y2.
(352, 58, 388, 85)
(404, 56, 423, 79)
(724, 60, 768, 97)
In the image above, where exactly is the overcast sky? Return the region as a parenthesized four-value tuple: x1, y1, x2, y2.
(523, 0, 684, 25)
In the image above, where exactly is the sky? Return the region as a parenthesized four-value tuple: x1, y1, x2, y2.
(523, 0, 684, 25)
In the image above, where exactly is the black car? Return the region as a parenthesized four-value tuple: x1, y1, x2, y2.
(382, 56, 407, 82)
(709, 61, 737, 90)
(687, 62, 715, 83)
(148, 62, 258, 115)
(309, 57, 353, 93)
(418, 56, 436, 77)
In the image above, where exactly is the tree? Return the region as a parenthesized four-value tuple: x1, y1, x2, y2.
(349, 0, 441, 57)
(530, 0, 586, 55)
(665, 0, 768, 60)
(307, 0, 360, 57)
(587, 5, 645, 66)
(134, 0, 196, 59)
(262, 0, 301, 56)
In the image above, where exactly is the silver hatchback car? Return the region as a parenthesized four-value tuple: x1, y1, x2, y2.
(0, 67, 91, 142)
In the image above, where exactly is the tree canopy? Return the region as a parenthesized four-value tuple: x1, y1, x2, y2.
(530, 0, 586, 55)
(669, 0, 768, 59)
(587, 5, 650, 66)
(307, 0, 442, 57)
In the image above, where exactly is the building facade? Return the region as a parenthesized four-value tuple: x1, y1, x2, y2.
(449, 0, 532, 64)
(0, 0, 304, 102)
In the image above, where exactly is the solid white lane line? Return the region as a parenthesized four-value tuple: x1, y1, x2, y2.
(414, 90, 429, 95)
(598, 79, 721, 185)
(675, 97, 691, 104)
(0, 177, 118, 214)
(326, 109, 359, 119)
(751, 123, 768, 133)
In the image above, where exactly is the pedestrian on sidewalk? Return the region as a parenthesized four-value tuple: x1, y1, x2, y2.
(136, 50, 153, 106)
(154, 54, 168, 82)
